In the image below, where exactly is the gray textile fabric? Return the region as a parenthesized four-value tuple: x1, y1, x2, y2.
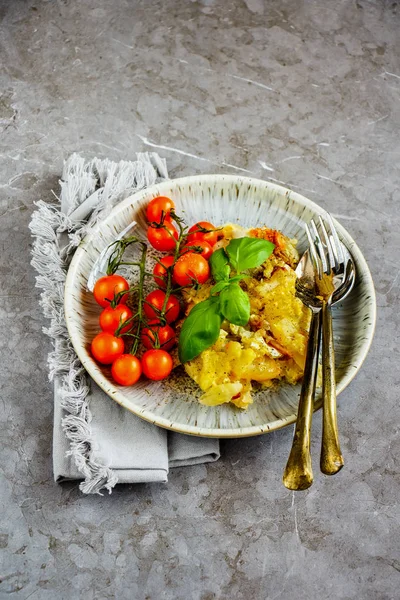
(55, 381, 220, 485)
(31, 153, 220, 494)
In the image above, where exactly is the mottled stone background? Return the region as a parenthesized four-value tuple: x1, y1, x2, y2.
(1, 0, 399, 598)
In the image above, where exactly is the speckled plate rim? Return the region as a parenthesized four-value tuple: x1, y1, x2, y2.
(65, 174, 376, 438)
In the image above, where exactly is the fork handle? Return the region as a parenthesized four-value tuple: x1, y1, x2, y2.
(320, 300, 344, 475)
(283, 309, 321, 490)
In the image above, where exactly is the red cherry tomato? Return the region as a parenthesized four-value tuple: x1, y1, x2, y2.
(173, 252, 210, 287)
(146, 196, 175, 224)
(141, 322, 176, 351)
(91, 332, 124, 364)
(93, 275, 129, 308)
(187, 221, 219, 247)
(181, 239, 213, 260)
(99, 304, 133, 335)
(111, 354, 142, 386)
(153, 255, 175, 289)
(147, 223, 178, 252)
(143, 290, 180, 324)
(141, 349, 173, 381)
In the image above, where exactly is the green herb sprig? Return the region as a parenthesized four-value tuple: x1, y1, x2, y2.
(108, 237, 148, 355)
(178, 237, 275, 363)
(105, 216, 189, 351)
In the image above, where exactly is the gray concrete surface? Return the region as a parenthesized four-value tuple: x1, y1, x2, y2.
(1, 0, 399, 598)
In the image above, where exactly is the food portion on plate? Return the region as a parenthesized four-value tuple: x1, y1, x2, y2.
(88, 196, 218, 386)
(88, 195, 311, 409)
(181, 224, 310, 408)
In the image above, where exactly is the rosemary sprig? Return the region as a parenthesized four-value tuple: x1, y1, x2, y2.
(106, 213, 189, 348)
(131, 242, 147, 355)
(106, 236, 143, 276)
(106, 236, 148, 354)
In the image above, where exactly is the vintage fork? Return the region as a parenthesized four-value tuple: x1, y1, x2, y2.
(309, 214, 350, 475)
(282, 245, 322, 490)
(283, 215, 355, 490)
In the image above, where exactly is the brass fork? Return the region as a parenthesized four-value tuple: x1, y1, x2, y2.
(282, 248, 322, 490)
(283, 215, 355, 490)
(309, 215, 353, 475)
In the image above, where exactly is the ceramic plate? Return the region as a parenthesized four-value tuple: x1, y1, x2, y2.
(64, 175, 376, 438)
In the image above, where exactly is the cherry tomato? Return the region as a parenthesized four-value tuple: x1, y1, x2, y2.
(181, 239, 213, 260)
(141, 349, 173, 381)
(153, 255, 175, 289)
(143, 290, 180, 323)
(146, 196, 175, 224)
(147, 223, 178, 252)
(141, 322, 176, 351)
(99, 304, 133, 335)
(187, 221, 219, 247)
(111, 354, 142, 386)
(173, 252, 210, 287)
(91, 332, 124, 364)
(93, 275, 129, 308)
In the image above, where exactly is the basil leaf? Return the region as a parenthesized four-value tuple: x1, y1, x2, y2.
(219, 284, 250, 326)
(210, 248, 230, 281)
(226, 237, 275, 272)
(210, 281, 230, 295)
(178, 297, 223, 363)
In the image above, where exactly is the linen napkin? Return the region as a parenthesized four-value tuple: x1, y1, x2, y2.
(30, 153, 220, 494)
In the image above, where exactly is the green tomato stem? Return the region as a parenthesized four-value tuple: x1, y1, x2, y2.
(130, 242, 147, 355)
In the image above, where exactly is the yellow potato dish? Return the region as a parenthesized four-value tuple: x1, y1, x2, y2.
(182, 224, 311, 409)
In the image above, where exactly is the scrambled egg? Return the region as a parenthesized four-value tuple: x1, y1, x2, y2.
(182, 224, 311, 409)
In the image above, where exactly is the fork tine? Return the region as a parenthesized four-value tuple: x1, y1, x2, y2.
(328, 233, 340, 271)
(318, 216, 336, 273)
(305, 223, 322, 279)
(326, 213, 345, 266)
(310, 219, 327, 275)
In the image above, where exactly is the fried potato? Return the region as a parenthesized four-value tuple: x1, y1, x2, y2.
(183, 225, 311, 409)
